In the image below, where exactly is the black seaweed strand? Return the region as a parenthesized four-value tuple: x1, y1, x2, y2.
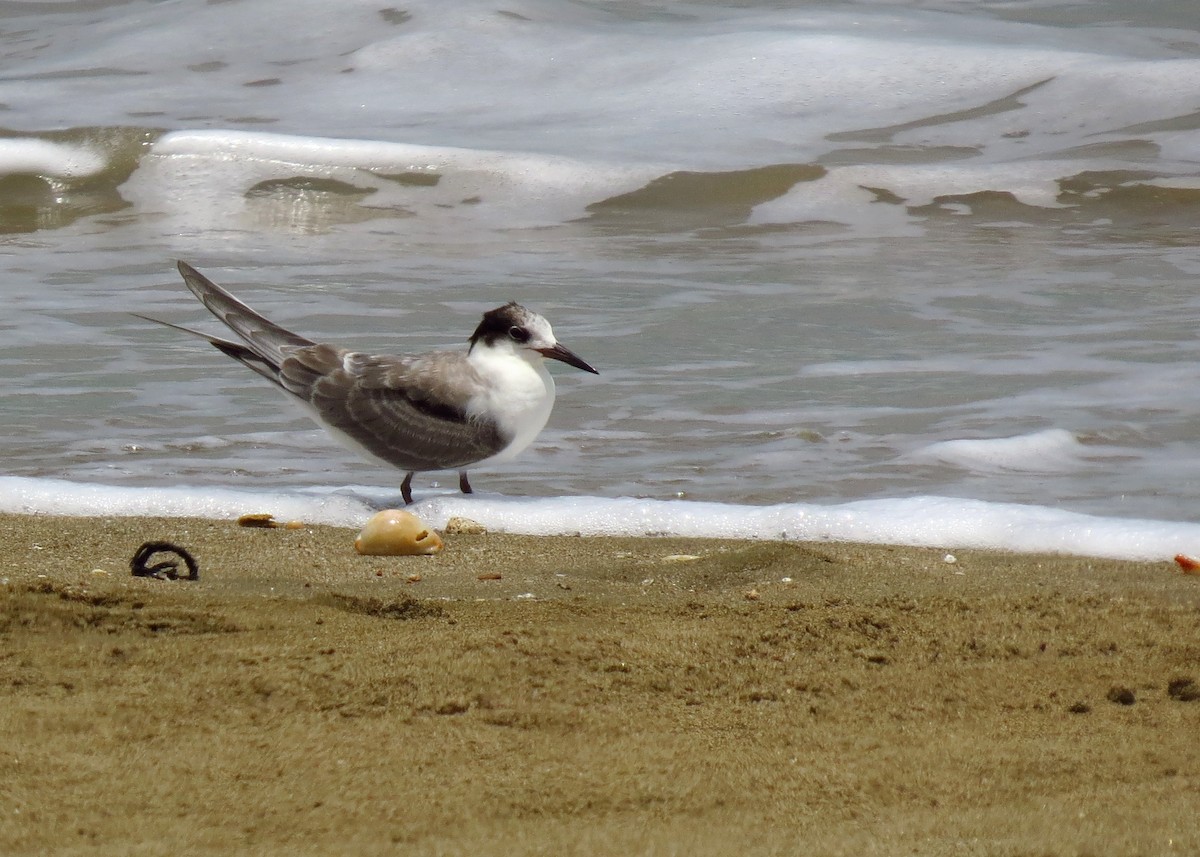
(130, 541, 200, 581)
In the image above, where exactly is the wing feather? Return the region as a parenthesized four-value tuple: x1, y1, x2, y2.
(280, 346, 510, 471)
(175, 261, 314, 365)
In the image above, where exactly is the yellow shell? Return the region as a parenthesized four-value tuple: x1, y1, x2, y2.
(354, 510, 444, 556)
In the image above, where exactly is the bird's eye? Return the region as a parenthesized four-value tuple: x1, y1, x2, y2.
(509, 326, 530, 343)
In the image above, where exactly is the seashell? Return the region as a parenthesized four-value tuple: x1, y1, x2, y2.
(444, 516, 487, 535)
(1174, 554, 1200, 574)
(354, 509, 443, 556)
(237, 513, 279, 528)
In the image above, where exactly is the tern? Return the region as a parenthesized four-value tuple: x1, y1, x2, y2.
(139, 262, 599, 504)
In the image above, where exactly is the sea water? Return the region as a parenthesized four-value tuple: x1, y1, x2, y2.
(4, 0, 1200, 560)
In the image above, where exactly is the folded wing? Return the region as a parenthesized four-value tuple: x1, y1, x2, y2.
(280, 346, 510, 472)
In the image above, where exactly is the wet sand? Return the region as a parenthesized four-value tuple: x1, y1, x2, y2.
(2, 511, 1198, 855)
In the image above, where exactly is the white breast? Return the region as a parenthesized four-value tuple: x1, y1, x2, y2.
(466, 347, 556, 465)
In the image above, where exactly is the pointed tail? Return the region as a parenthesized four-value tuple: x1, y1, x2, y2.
(174, 261, 315, 366)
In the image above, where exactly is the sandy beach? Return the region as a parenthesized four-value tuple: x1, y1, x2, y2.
(2, 511, 1198, 855)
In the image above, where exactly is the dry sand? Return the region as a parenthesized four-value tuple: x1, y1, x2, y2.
(2, 511, 1198, 856)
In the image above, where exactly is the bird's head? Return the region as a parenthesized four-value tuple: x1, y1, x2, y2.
(469, 302, 598, 374)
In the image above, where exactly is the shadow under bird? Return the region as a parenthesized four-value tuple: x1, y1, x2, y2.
(138, 262, 599, 504)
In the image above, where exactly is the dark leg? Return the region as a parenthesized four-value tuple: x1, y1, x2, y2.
(459, 471, 473, 495)
(401, 472, 414, 505)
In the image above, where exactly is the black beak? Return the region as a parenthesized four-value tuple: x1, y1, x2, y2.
(537, 343, 599, 374)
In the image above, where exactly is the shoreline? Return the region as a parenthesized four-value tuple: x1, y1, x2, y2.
(3, 512, 1199, 855)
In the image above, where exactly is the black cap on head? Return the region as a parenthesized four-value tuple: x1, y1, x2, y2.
(469, 302, 532, 349)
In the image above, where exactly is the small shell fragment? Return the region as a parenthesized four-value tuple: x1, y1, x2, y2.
(444, 516, 487, 535)
(1174, 554, 1200, 574)
(354, 509, 443, 556)
(238, 513, 280, 528)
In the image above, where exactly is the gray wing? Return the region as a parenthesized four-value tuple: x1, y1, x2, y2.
(137, 263, 317, 387)
(279, 345, 511, 472)
(175, 261, 314, 365)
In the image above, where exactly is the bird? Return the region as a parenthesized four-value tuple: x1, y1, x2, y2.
(138, 261, 599, 504)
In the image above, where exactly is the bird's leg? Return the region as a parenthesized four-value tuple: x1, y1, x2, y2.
(459, 471, 473, 495)
(401, 472, 414, 505)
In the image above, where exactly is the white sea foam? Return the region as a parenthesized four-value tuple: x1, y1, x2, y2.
(908, 429, 1089, 474)
(14, 1, 1200, 192)
(0, 139, 105, 178)
(149, 131, 620, 181)
(129, 130, 658, 236)
(2, 476, 1196, 562)
(0, 476, 371, 527)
